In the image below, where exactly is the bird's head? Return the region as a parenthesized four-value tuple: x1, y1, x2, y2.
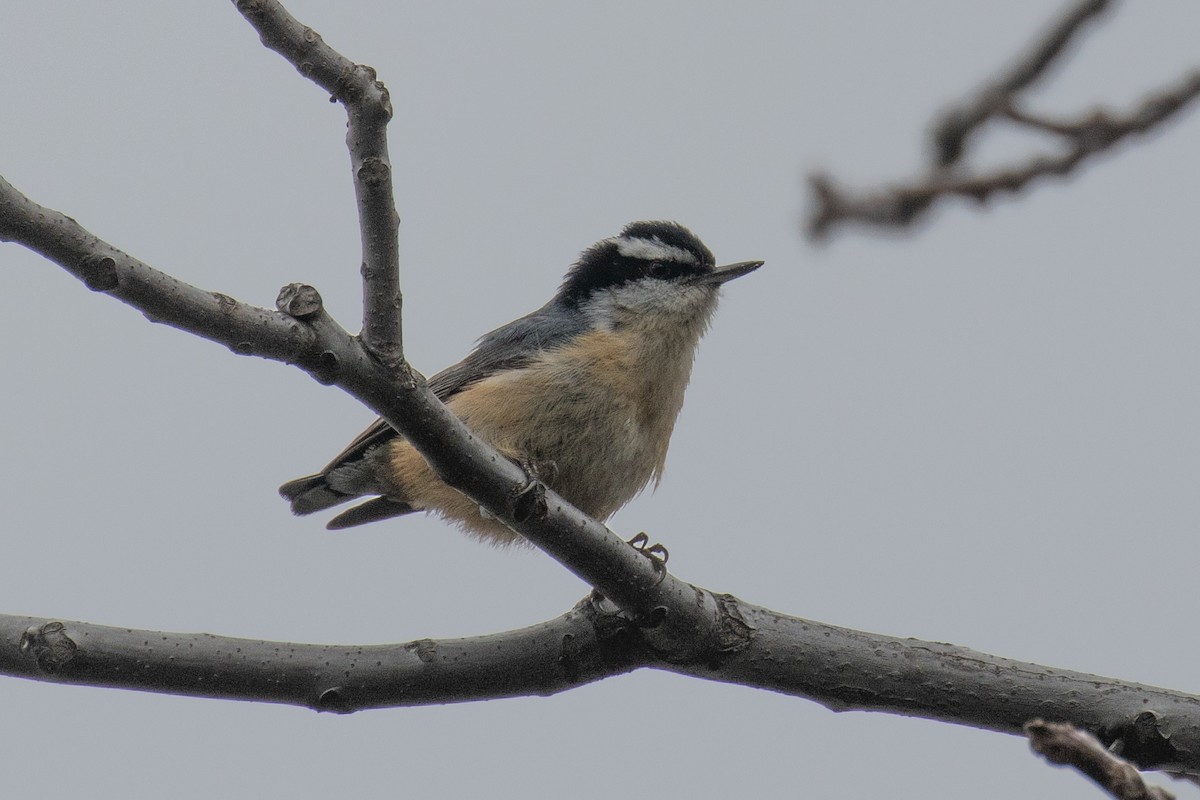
(556, 221, 761, 331)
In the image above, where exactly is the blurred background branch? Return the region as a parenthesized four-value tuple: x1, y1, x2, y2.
(806, 0, 1200, 240)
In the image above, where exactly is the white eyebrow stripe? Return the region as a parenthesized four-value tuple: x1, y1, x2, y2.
(614, 236, 698, 264)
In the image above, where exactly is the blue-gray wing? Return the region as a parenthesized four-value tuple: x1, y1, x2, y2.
(279, 300, 584, 523)
(427, 300, 583, 398)
(315, 300, 583, 473)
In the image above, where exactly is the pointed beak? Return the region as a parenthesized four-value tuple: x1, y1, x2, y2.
(691, 260, 764, 286)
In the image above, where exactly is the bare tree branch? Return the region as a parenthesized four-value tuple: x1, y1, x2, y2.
(0, 165, 734, 666)
(0, 6, 731, 664)
(1026, 719, 1175, 800)
(235, 0, 402, 365)
(932, 0, 1112, 167)
(805, 1, 1200, 240)
(225, 2, 712, 644)
(4, 602, 636, 712)
(6, 599, 1200, 777)
(6, 3, 1200, 783)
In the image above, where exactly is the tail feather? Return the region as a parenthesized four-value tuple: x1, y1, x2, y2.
(281, 435, 409, 528)
(279, 474, 355, 516)
(327, 498, 417, 530)
(280, 471, 415, 530)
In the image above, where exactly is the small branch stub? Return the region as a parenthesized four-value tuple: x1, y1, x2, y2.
(19, 621, 78, 673)
(356, 156, 391, 187)
(79, 254, 119, 292)
(276, 283, 324, 319)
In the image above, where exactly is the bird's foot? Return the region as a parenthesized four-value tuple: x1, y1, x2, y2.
(510, 476, 547, 524)
(627, 531, 669, 576)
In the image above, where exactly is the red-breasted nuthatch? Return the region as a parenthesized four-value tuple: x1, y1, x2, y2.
(279, 221, 762, 545)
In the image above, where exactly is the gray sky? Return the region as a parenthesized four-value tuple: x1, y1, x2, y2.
(3, 3, 1199, 798)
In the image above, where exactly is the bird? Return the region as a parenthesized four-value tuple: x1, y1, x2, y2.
(279, 220, 762, 546)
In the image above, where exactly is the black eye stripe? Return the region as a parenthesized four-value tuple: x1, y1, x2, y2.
(561, 254, 696, 304)
(556, 222, 716, 307)
(645, 260, 686, 280)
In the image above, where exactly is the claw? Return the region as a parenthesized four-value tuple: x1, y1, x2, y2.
(515, 457, 558, 484)
(518, 457, 540, 482)
(510, 476, 547, 524)
(626, 532, 669, 577)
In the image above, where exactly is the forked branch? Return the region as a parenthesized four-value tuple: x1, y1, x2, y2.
(236, 0, 402, 363)
(806, 0, 1200, 239)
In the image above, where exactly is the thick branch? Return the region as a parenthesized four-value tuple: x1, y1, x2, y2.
(5, 597, 1200, 775)
(1, 600, 640, 712)
(235, 0, 402, 364)
(665, 603, 1200, 773)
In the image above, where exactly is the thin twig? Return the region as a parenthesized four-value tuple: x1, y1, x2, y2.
(932, 0, 1112, 167)
(805, 2, 1200, 241)
(235, 0, 402, 366)
(1026, 719, 1175, 800)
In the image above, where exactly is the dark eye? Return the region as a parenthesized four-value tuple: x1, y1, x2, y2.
(647, 261, 669, 278)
